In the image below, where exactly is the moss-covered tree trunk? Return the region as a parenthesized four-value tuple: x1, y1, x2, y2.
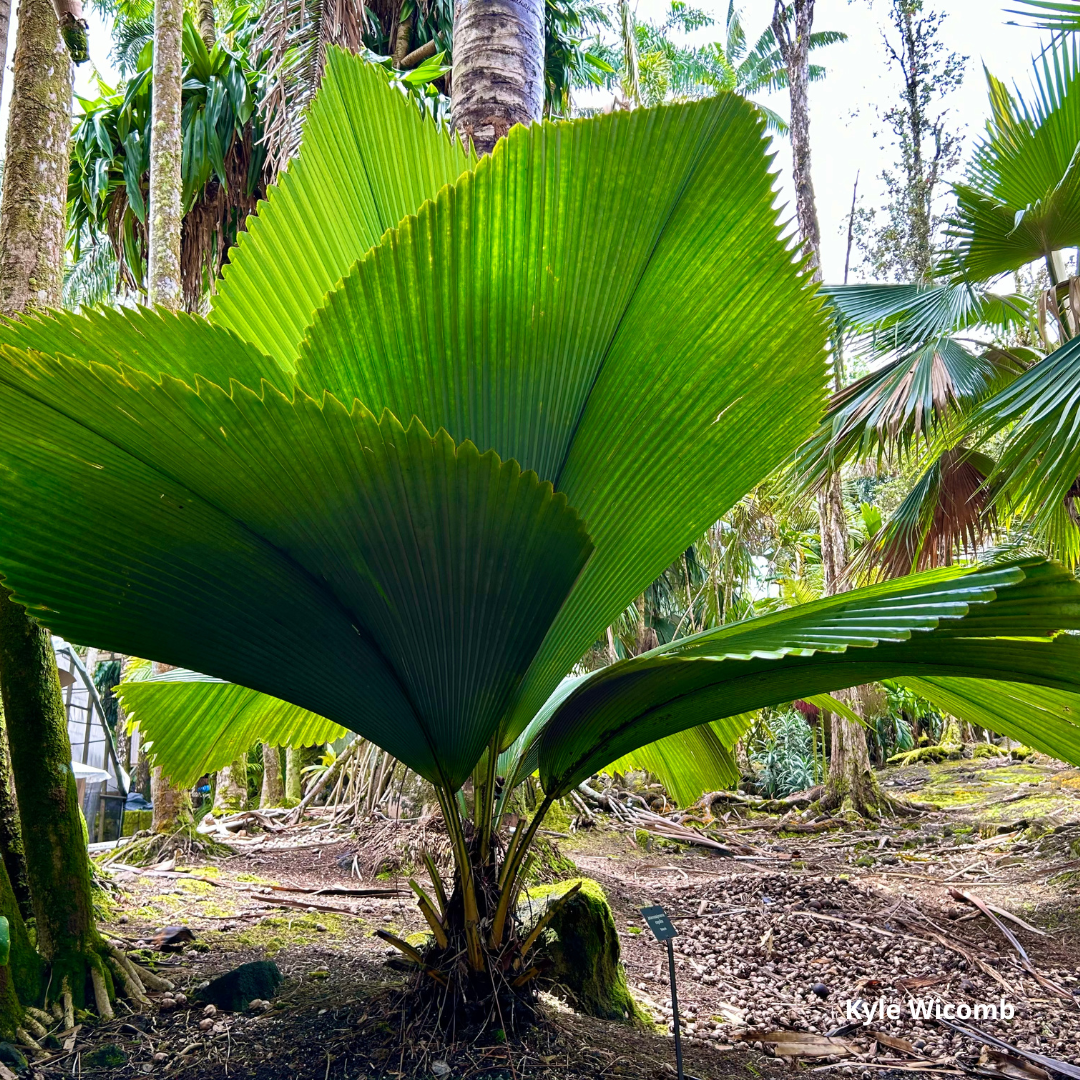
(151, 765, 191, 832)
(285, 746, 303, 802)
(0, 0, 71, 316)
(0, 591, 112, 1012)
(0, 849, 44, 1035)
(260, 745, 284, 808)
(0, 715, 32, 922)
(213, 756, 247, 813)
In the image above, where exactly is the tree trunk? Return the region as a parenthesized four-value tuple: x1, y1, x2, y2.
(48, 0, 88, 62)
(213, 755, 247, 813)
(0, 714, 31, 922)
(0, 0, 11, 110)
(391, 0, 411, 67)
(285, 746, 303, 802)
(0, 591, 111, 1010)
(774, 0, 883, 817)
(0, 853, 42, 1038)
(450, 0, 544, 154)
(114, 659, 131, 774)
(772, 0, 821, 279)
(0, 0, 72, 317)
(260, 744, 284, 808)
(149, 661, 192, 831)
(147, 0, 184, 308)
(151, 765, 191, 831)
(196, 0, 214, 49)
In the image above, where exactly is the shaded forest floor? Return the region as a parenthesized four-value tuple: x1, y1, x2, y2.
(32, 754, 1080, 1080)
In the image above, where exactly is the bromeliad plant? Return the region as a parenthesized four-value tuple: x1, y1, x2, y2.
(5, 51, 1080, 1019)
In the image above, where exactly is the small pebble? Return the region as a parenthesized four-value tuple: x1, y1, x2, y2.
(202, 1004, 217, 1018)
(198, 1018, 214, 1031)
(811, 982, 830, 999)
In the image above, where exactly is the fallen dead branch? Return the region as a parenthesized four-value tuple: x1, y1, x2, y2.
(948, 889, 1072, 1003)
(625, 807, 790, 859)
(269, 884, 407, 899)
(933, 1017, 1080, 1080)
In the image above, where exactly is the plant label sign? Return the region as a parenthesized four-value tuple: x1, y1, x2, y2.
(640, 905, 677, 942)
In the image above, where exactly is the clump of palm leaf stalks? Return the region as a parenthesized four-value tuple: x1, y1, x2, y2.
(289, 737, 413, 825)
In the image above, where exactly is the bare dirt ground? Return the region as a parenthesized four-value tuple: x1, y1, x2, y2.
(33, 755, 1080, 1080)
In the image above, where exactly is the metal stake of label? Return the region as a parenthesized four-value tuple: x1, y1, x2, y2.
(641, 905, 683, 1080)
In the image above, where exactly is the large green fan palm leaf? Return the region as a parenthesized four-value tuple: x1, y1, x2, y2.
(0, 49, 829, 792)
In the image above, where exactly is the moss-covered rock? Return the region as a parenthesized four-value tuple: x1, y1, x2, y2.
(197, 960, 282, 1011)
(0, 1043, 27, 1072)
(516, 878, 644, 1024)
(86, 1044, 127, 1069)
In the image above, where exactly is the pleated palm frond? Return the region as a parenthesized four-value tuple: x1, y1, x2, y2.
(848, 448, 999, 580)
(797, 283, 1029, 483)
(1007, 1, 1080, 35)
(514, 559, 1080, 799)
(896, 677, 1080, 764)
(973, 333, 1080, 562)
(606, 722, 743, 805)
(118, 667, 347, 786)
(941, 40, 1080, 283)
(0, 48, 830, 793)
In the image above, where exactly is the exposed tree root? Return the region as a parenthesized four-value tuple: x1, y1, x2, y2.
(99, 823, 230, 868)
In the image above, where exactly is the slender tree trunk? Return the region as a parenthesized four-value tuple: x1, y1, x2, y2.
(0, 0, 11, 110)
(450, 0, 544, 154)
(774, 0, 883, 816)
(196, 0, 214, 49)
(0, 715, 31, 922)
(114, 659, 131, 773)
(285, 746, 303, 802)
(0, 0, 71, 316)
(213, 755, 247, 813)
(0, 591, 112, 1010)
(391, 0, 411, 66)
(149, 663, 192, 832)
(772, 0, 821, 279)
(147, 0, 184, 307)
(260, 744, 284, 808)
